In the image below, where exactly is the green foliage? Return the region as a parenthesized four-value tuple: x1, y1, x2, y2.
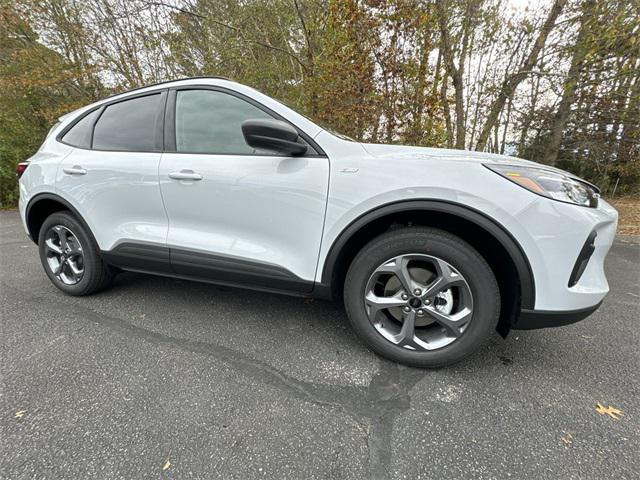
(304, 0, 380, 140)
(517, 0, 639, 196)
(0, 4, 97, 207)
(0, 0, 637, 208)
(165, 0, 315, 112)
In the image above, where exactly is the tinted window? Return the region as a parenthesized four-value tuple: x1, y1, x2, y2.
(175, 90, 273, 154)
(93, 94, 161, 151)
(61, 109, 101, 148)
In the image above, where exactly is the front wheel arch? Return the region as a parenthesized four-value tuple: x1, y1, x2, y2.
(317, 200, 535, 333)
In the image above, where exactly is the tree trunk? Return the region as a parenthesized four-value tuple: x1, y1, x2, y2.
(441, 74, 453, 148)
(475, 0, 567, 151)
(616, 60, 640, 165)
(542, 0, 594, 165)
(517, 62, 542, 155)
(437, 0, 467, 149)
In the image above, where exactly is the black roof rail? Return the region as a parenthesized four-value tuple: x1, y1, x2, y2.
(106, 76, 232, 98)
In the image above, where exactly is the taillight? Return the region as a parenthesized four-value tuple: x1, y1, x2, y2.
(16, 162, 29, 179)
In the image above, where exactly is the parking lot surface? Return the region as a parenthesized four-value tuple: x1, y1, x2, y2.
(1, 210, 638, 479)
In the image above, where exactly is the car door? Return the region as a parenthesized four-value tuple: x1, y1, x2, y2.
(158, 87, 329, 292)
(56, 91, 171, 272)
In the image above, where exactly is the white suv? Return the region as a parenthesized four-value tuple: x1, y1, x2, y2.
(18, 77, 618, 367)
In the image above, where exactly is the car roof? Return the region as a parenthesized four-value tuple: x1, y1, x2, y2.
(105, 76, 232, 99)
(57, 77, 236, 122)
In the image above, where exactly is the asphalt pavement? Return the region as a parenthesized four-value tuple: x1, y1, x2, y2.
(1, 210, 638, 479)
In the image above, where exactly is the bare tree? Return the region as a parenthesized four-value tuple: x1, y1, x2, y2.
(542, 0, 594, 165)
(475, 0, 567, 151)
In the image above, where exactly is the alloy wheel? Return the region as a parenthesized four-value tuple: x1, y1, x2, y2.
(364, 254, 474, 351)
(44, 225, 85, 285)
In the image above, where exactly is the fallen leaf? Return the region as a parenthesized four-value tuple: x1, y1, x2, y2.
(561, 432, 573, 445)
(14, 410, 26, 418)
(595, 403, 623, 420)
(162, 460, 171, 471)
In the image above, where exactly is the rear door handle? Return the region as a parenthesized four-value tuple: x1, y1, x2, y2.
(168, 170, 203, 181)
(62, 166, 87, 176)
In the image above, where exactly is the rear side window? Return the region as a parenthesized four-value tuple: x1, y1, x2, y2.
(93, 94, 161, 151)
(175, 89, 273, 154)
(61, 109, 101, 148)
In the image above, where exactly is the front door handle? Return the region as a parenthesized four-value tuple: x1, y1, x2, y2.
(62, 166, 87, 175)
(168, 170, 203, 181)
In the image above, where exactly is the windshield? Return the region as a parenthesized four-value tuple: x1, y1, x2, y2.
(269, 95, 355, 142)
(320, 126, 355, 142)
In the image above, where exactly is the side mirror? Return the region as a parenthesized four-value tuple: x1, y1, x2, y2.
(241, 119, 308, 156)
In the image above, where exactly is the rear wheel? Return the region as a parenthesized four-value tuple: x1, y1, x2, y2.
(344, 227, 500, 367)
(38, 212, 114, 295)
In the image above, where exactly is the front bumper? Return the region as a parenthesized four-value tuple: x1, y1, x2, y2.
(510, 197, 618, 314)
(507, 196, 617, 330)
(514, 301, 603, 330)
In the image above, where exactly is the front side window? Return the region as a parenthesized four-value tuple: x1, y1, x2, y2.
(175, 90, 274, 154)
(93, 94, 161, 151)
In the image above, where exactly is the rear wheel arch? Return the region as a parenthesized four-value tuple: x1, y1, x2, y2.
(26, 194, 94, 247)
(317, 200, 536, 332)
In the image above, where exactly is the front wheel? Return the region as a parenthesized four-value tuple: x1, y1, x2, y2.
(344, 227, 500, 368)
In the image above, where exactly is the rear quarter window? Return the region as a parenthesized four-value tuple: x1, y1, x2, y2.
(60, 109, 101, 149)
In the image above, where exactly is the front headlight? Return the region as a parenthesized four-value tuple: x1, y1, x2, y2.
(484, 164, 599, 208)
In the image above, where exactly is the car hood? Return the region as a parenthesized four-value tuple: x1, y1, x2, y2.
(360, 143, 563, 172)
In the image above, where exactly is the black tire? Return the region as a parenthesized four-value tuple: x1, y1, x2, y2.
(38, 211, 114, 295)
(344, 227, 500, 368)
